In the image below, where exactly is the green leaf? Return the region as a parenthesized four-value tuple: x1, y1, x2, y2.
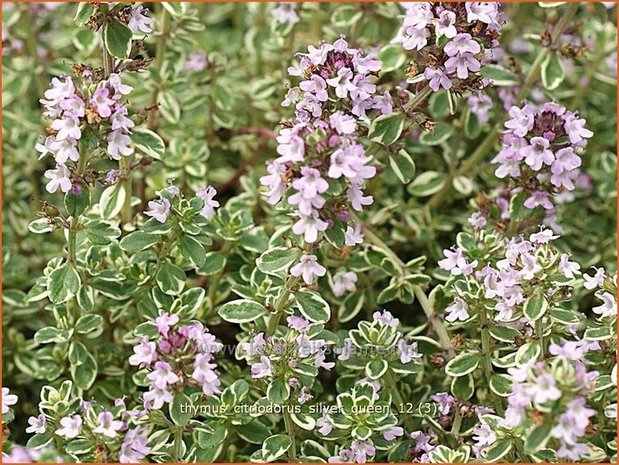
(525, 422, 552, 453)
(541, 52, 565, 90)
(218, 299, 267, 323)
(65, 439, 93, 455)
(515, 342, 541, 365)
(28, 218, 55, 234)
(378, 44, 406, 73)
(450, 374, 474, 401)
(120, 231, 159, 253)
(64, 188, 90, 217)
(295, 290, 331, 324)
(262, 434, 292, 462)
(132, 127, 165, 160)
(178, 235, 207, 268)
(68, 341, 88, 365)
(445, 351, 481, 377)
(47, 263, 81, 304)
(75, 314, 103, 334)
(389, 149, 416, 184)
(74, 3, 95, 26)
(197, 423, 227, 448)
(198, 252, 227, 276)
(156, 263, 186, 295)
(236, 419, 270, 444)
(103, 20, 132, 59)
(479, 64, 520, 86)
(419, 122, 454, 145)
(489, 325, 521, 343)
(484, 440, 512, 462)
(368, 112, 405, 145)
(257, 247, 301, 275)
(489, 374, 513, 397)
(34, 327, 66, 344)
(71, 349, 97, 390)
(99, 184, 126, 220)
(267, 379, 290, 404)
(408, 171, 445, 197)
(523, 293, 548, 322)
(365, 359, 388, 380)
(169, 391, 193, 425)
(83, 220, 121, 246)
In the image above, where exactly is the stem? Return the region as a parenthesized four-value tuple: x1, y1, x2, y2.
(404, 85, 432, 112)
(67, 148, 88, 264)
(267, 275, 300, 335)
(535, 318, 545, 360)
(450, 405, 462, 435)
(358, 218, 455, 356)
(283, 410, 297, 462)
(426, 3, 580, 210)
(383, 369, 416, 432)
(172, 427, 183, 462)
(479, 305, 504, 415)
(427, 126, 500, 210)
(204, 242, 233, 317)
(119, 156, 133, 225)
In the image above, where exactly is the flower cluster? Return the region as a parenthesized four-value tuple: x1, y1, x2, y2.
(260, 37, 387, 246)
(319, 382, 403, 463)
(144, 184, 220, 224)
(440, 227, 587, 323)
(238, 316, 333, 399)
(338, 310, 423, 367)
(492, 102, 593, 211)
(37, 73, 134, 194)
(499, 341, 599, 460)
(23, 388, 150, 463)
(393, 2, 502, 92)
(129, 313, 222, 410)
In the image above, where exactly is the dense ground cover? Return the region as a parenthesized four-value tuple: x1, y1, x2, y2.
(1, 2, 617, 463)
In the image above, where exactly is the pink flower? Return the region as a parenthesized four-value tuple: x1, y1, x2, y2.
(144, 198, 171, 223)
(344, 223, 364, 247)
(44, 164, 72, 193)
(445, 53, 481, 79)
(147, 361, 180, 389)
(292, 212, 329, 243)
(26, 414, 46, 434)
(93, 411, 124, 439)
(424, 67, 453, 91)
(332, 271, 357, 297)
(250, 355, 274, 379)
(128, 5, 153, 33)
(290, 254, 326, 285)
(592, 292, 616, 319)
(402, 26, 429, 51)
(326, 67, 356, 99)
(90, 88, 115, 118)
(196, 185, 220, 220)
(143, 387, 173, 410)
(2, 387, 17, 414)
(445, 298, 470, 322)
(51, 115, 81, 141)
(444, 33, 481, 57)
(129, 338, 158, 366)
(107, 130, 133, 160)
(155, 313, 179, 338)
(56, 415, 82, 439)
